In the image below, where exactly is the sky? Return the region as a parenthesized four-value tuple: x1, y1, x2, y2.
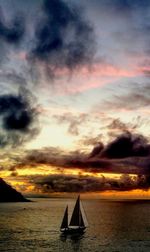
(0, 0, 150, 198)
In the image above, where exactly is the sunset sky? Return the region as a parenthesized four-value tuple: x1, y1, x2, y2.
(0, 0, 150, 198)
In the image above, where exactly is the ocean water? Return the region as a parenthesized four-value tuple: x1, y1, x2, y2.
(0, 198, 150, 252)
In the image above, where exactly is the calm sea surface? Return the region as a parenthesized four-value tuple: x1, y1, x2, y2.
(0, 198, 150, 252)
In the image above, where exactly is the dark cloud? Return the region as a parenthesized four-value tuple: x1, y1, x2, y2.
(0, 12, 25, 44)
(98, 132, 150, 159)
(26, 173, 150, 193)
(0, 88, 39, 147)
(16, 147, 86, 170)
(29, 0, 95, 78)
(24, 147, 66, 167)
(19, 148, 113, 174)
(30, 174, 115, 193)
(0, 91, 33, 132)
(7, 129, 148, 173)
(12, 131, 150, 176)
(89, 142, 104, 158)
(0, 7, 25, 65)
(4, 130, 150, 192)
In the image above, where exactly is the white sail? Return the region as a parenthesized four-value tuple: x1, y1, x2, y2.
(80, 200, 88, 227)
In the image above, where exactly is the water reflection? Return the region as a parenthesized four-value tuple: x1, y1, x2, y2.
(60, 232, 84, 251)
(60, 232, 84, 242)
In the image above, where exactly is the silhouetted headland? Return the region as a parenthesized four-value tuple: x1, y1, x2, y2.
(0, 178, 30, 202)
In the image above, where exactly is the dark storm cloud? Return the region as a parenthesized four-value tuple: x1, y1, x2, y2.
(26, 173, 150, 193)
(89, 142, 104, 158)
(0, 88, 39, 147)
(5, 130, 150, 192)
(18, 148, 114, 174)
(0, 12, 24, 44)
(16, 147, 86, 170)
(29, 174, 117, 193)
(13, 131, 150, 176)
(0, 7, 25, 64)
(32, 174, 104, 193)
(0, 6, 39, 148)
(24, 147, 66, 167)
(0, 91, 33, 132)
(29, 0, 95, 77)
(99, 132, 150, 159)
(11, 146, 113, 173)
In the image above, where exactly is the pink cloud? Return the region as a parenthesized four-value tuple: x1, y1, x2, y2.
(54, 63, 138, 95)
(49, 60, 147, 95)
(54, 62, 136, 78)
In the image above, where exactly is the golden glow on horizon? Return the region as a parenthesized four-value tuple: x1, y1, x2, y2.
(2, 166, 138, 195)
(97, 189, 150, 199)
(7, 178, 150, 199)
(2, 168, 149, 199)
(0, 151, 147, 199)
(1, 164, 121, 179)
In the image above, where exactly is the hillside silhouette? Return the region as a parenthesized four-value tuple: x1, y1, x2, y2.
(0, 178, 29, 202)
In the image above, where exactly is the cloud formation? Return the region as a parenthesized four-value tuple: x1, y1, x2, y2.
(3, 129, 150, 193)
(0, 88, 39, 147)
(11, 131, 150, 175)
(0, 10, 24, 44)
(95, 83, 150, 114)
(0, 7, 25, 64)
(95, 131, 150, 159)
(54, 112, 88, 136)
(24, 173, 150, 193)
(29, 0, 95, 78)
(0, 0, 150, 195)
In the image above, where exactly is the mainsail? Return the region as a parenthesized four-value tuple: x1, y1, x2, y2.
(69, 195, 85, 227)
(60, 195, 87, 233)
(60, 205, 68, 229)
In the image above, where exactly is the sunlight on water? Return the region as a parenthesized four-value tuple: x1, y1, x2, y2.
(0, 198, 150, 251)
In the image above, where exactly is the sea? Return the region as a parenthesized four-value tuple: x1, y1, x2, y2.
(0, 197, 150, 252)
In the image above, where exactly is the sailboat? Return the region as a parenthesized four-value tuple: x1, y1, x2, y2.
(60, 195, 87, 234)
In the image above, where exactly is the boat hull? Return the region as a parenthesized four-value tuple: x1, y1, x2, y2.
(60, 227, 86, 234)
